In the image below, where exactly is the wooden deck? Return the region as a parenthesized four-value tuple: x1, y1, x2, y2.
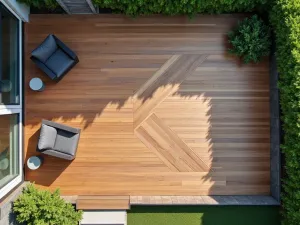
(24, 15, 270, 196)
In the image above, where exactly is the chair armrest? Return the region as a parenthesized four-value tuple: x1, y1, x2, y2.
(42, 120, 81, 134)
(30, 57, 57, 80)
(40, 149, 75, 160)
(53, 35, 78, 60)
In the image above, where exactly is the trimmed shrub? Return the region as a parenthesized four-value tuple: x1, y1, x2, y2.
(13, 184, 83, 225)
(228, 15, 271, 63)
(17, 0, 59, 9)
(270, 0, 300, 224)
(92, 0, 267, 16)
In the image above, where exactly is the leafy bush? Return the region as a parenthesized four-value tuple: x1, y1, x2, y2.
(17, 0, 59, 9)
(13, 184, 83, 225)
(228, 15, 271, 63)
(271, 0, 300, 224)
(92, 0, 267, 16)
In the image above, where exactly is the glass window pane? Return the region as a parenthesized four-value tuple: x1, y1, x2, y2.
(0, 2, 20, 105)
(0, 114, 19, 189)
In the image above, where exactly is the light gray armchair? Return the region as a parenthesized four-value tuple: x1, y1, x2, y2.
(37, 120, 81, 160)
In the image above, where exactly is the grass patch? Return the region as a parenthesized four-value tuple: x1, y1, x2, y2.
(128, 205, 280, 225)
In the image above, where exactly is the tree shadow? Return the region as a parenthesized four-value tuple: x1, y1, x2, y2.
(200, 65, 270, 195)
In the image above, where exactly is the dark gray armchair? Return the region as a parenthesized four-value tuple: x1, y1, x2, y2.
(37, 120, 81, 160)
(31, 34, 79, 82)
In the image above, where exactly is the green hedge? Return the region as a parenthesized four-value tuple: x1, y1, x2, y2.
(17, 0, 267, 15)
(17, 0, 58, 9)
(93, 0, 266, 16)
(228, 15, 271, 63)
(13, 184, 83, 225)
(270, 0, 300, 225)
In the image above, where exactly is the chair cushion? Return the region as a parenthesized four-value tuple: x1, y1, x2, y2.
(31, 35, 57, 63)
(38, 124, 57, 150)
(45, 49, 75, 77)
(54, 130, 79, 156)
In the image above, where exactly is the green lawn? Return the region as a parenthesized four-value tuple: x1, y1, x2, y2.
(128, 205, 280, 225)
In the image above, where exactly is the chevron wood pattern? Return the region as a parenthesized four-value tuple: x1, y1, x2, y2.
(133, 54, 207, 128)
(135, 114, 209, 172)
(24, 15, 270, 196)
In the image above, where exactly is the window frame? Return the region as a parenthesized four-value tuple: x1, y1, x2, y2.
(0, 109, 23, 199)
(0, 0, 23, 200)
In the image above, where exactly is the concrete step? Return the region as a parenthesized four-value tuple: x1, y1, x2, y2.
(81, 210, 127, 225)
(58, 0, 96, 14)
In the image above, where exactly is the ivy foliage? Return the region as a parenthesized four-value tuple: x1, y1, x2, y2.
(13, 184, 83, 225)
(228, 15, 271, 63)
(92, 0, 267, 16)
(270, 0, 300, 224)
(17, 0, 58, 9)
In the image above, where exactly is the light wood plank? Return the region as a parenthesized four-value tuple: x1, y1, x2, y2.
(77, 195, 130, 210)
(135, 114, 209, 172)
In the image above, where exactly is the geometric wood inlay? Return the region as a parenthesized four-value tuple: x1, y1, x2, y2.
(135, 114, 209, 172)
(133, 54, 207, 128)
(133, 54, 209, 172)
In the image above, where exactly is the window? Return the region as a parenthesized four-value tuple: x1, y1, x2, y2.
(0, 2, 20, 105)
(0, 114, 19, 188)
(0, 1, 22, 200)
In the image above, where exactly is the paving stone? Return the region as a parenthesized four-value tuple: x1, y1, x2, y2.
(195, 196, 205, 204)
(130, 196, 138, 204)
(171, 196, 179, 204)
(154, 196, 162, 204)
(129, 195, 280, 206)
(0, 214, 16, 225)
(185, 196, 197, 204)
(137, 196, 143, 203)
(161, 196, 172, 204)
(149, 196, 156, 204)
(142, 196, 151, 204)
(269, 45, 279, 89)
(177, 196, 187, 204)
(202, 196, 219, 204)
(270, 89, 280, 118)
(269, 42, 281, 203)
(233, 196, 251, 205)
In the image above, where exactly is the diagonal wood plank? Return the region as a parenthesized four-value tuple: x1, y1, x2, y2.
(133, 55, 181, 99)
(135, 114, 209, 172)
(133, 54, 207, 128)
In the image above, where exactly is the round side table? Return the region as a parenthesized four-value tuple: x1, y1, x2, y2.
(0, 158, 9, 170)
(27, 156, 44, 170)
(29, 78, 45, 92)
(0, 80, 12, 92)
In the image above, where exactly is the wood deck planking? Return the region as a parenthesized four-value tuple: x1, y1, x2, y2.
(77, 195, 130, 210)
(24, 15, 270, 196)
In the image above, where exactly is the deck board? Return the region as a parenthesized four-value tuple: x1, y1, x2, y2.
(24, 15, 270, 196)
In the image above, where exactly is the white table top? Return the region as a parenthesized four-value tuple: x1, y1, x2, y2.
(29, 78, 44, 91)
(27, 156, 42, 170)
(0, 158, 9, 170)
